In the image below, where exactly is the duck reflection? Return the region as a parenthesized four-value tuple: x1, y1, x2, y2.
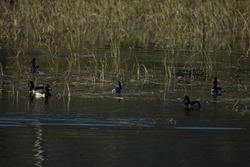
(114, 94, 123, 102)
(32, 123, 44, 167)
(28, 92, 50, 113)
(28, 92, 50, 104)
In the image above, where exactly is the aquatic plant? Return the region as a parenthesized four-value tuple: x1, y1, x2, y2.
(134, 55, 150, 83)
(1, 0, 250, 92)
(46, 43, 59, 76)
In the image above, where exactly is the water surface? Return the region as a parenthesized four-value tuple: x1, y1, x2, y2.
(0, 49, 250, 166)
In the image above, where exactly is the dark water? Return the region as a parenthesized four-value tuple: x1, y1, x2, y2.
(0, 50, 250, 166)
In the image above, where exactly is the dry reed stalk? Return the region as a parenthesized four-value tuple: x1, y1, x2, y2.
(1, 0, 250, 87)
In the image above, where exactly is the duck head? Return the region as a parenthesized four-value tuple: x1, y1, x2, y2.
(44, 84, 52, 92)
(212, 76, 217, 88)
(182, 96, 190, 105)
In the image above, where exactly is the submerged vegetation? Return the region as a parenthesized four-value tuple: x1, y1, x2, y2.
(0, 0, 250, 94)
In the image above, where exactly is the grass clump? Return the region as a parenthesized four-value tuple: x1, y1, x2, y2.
(0, 0, 250, 90)
(1, 0, 249, 52)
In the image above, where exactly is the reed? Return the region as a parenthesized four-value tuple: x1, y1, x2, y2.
(46, 44, 59, 76)
(99, 55, 109, 81)
(1, 0, 250, 90)
(133, 55, 150, 83)
(162, 48, 175, 91)
(1, 1, 249, 51)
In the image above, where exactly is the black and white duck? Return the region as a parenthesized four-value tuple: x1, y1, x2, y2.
(28, 81, 51, 98)
(30, 58, 39, 74)
(112, 81, 122, 93)
(211, 77, 224, 97)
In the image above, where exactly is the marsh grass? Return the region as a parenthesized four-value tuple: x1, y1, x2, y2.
(133, 55, 150, 83)
(162, 47, 175, 91)
(1, 1, 249, 51)
(46, 45, 59, 76)
(1, 0, 250, 92)
(99, 55, 109, 81)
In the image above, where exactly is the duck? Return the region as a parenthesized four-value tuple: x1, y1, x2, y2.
(182, 96, 201, 109)
(211, 77, 224, 97)
(112, 81, 122, 93)
(30, 58, 39, 74)
(28, 81, 51, 98)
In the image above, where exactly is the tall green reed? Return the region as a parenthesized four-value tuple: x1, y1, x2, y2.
(1, 0, 250, 88)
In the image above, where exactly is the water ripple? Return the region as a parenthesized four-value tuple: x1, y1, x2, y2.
(0, 117, 176, 129)
(0, 117, 246, 131)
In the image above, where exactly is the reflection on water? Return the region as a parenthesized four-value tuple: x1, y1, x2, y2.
(33, 123, 44, 167)
(1, 95, 250, 166)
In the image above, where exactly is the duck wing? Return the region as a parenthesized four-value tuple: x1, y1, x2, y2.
(190, 101, 201, 107)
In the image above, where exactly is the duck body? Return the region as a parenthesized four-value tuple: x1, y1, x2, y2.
(28, 81, 51, 99)
(33, 87, 51, 98)
(211, 77, 224, 97)
(211, 87, 224, 96)
(182, 96, 201, 109)
(112, 81, 122, 93)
